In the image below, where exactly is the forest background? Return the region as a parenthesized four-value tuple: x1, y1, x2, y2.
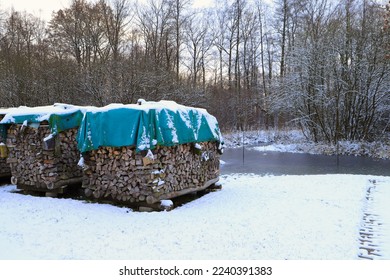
(0, 0, 389, 144)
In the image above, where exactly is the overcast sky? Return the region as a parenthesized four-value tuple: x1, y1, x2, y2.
(0, 0, 215, 22)
(0, 0, 68, 21)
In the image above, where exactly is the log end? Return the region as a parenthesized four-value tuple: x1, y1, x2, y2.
(11, 176, 18, 185)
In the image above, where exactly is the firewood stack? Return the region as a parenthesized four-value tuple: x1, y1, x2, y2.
(6, 124, 82, 192)
(0, 114, 11, 178)
(81, 141, 221, 206)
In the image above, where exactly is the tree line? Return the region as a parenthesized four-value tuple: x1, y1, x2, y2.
(0, 0, 389, 142)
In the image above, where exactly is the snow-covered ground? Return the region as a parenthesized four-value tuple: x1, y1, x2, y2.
(1, 129, 389, 260)
(0, 174, 389, 260)
(223, 130, 390, 159)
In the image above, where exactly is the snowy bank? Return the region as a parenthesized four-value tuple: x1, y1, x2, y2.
(223, 130, 390, 159)
(1, 174, 389, 260)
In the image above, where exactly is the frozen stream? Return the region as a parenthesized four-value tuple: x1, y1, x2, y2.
(220, 147, 390, 176)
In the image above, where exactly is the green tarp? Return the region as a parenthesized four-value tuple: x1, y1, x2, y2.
(0, 104, 84, 135)
(77, 102, 223, 153)
(48, 110, 85, 135)
(0, 106, 85, 154)
(0, 101, 223, 153)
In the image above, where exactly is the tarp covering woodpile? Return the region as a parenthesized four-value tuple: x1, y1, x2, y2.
(78, 100, 224, 209)
(0, 101, 224, 208)
(77, 100, 224, 153)
(0, 104, 89, 192)
(0, 103, 86, 136)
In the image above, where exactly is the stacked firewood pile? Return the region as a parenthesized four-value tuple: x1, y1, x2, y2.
(6, 124, 82, 192)
(0, 114, 11, 178)
(81, 141, 221, 206)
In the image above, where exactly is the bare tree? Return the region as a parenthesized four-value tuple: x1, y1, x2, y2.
(0, 10, 46, 106)
(102, 0, 131, 61)
(170, 0, 191, 82)
(278, 0, 390, 142)
(184, 10, 214, 90)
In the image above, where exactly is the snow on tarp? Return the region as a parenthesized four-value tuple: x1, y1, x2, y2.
(76, 100, 224, 153)
(0, 108, 12, 116)
(0, 103, 86, 136)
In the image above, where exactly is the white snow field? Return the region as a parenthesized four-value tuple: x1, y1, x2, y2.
(0, 174, 389, 260)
